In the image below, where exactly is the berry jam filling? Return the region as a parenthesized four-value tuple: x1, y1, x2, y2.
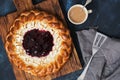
(22, 29, 54, 57)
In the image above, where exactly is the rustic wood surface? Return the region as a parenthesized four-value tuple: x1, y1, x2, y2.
(0, 0, 82, 80)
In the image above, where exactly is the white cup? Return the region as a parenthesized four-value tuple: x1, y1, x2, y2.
(68, 4, 92, 25)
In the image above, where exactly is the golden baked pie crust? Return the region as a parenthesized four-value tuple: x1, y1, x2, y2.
(5, 10, 72, 76)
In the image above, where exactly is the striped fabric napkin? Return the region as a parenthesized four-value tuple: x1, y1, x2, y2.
(76, 29, 120, 80)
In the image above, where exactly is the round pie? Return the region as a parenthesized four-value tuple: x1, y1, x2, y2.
(5, 10, 72, 76)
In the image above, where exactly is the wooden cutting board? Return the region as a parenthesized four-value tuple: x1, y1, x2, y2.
(0, 0, 82, 80)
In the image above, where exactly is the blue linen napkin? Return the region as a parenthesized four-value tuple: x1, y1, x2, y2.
(59, 0, 120, 38)
(0, 0, 16, 16)
(32, 0, 45, 4)
(0, 37, 16, 80)
(0, 0, 44, 16)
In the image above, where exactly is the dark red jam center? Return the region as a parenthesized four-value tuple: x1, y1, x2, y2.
(22, 29, 54, 57)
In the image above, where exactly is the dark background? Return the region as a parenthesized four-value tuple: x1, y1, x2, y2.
(0, 0, 120, 80)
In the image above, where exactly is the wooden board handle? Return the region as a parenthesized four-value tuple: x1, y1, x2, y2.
(13, 0, 34, 13)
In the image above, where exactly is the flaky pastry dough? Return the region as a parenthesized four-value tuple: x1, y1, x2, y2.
(5, 10, 72, 76)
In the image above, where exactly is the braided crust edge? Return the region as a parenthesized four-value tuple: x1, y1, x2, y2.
(5, 10, 72, 76)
